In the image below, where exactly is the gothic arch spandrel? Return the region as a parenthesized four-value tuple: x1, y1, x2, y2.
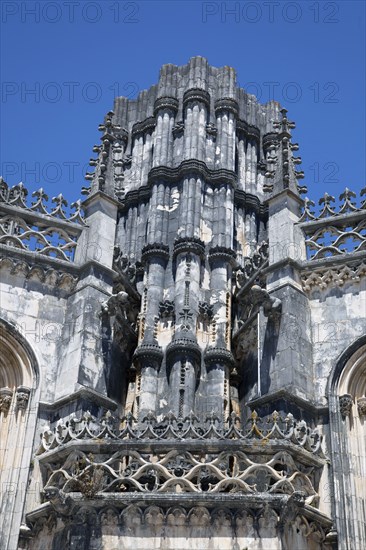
(0, 319, 39, 550)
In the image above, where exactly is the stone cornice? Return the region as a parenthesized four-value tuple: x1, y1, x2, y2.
(149, 159, 237, 187)
(247, 388, 329, 418)
(39, 387, 118, 412)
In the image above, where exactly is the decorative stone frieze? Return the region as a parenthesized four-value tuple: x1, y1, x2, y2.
(0, 387, 13, 413)
(301, 259, 366, 292)
(339, 394, 353, 417)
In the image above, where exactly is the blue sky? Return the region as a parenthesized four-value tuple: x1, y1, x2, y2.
(1, 0, 365, 210)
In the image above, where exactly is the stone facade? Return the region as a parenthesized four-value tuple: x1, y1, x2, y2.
(0, 57, 365, 550)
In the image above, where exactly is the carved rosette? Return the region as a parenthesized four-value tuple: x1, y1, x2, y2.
(16, 386, 31, 411)
(0, 387, 13, 414)
(357, 396, 366, 418)
(339, 394, 353, 418)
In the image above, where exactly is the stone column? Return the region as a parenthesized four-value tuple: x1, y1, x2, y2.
(204, 247, 236, 420)
(133, 344, 163, 422)
(183, 88, 209, 161)
(153, 96, 178, 167)
(214, 98, 238, 170)
(166, 238, 205, 416)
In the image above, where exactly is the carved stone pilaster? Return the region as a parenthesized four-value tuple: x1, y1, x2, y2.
(339, 394, 353, 418)
(0, 387, 13, 414)
(16, 386, 31, 411)
(357, 396, 366, 418)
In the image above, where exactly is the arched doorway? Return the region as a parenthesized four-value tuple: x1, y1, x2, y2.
(328, 338, 366, 550)
(0, 319, 39, 550)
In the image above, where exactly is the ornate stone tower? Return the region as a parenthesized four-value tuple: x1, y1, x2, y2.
(0, 57, 365, 550)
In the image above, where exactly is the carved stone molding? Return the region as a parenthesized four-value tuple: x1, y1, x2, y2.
(149, 159, 237, 187)
(153, 96, 179, 116)
(173, 237, 205, 259)
(301, 260, 366, 292)
(16, 386, 31, 411)
(166, 338, 202, 364)
(133, 343, 164, 368)
(131, 117, 156, 138)
(357, 396, 366, 418)
(204, 347, 235, 368)
(0, 387, 13, 413)
(214, 97, 239, 117)
(0, 256, 79, 291)
(141, 242, 169, 263)
(339, 394, 353, 418)
(236, 119, 261, 142)
(183, 88, 210, 108)
(208, 245, 236, 265)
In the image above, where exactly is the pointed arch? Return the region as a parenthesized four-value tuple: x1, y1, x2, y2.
(0, 318, 40, 550)
(327, 335, 366, 550)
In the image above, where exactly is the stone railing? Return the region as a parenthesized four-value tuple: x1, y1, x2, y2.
(298, 187, 366, 261)
(37, 409, 325, 456)
(0, 179, 85, 262)
(36, 410, 325, 508)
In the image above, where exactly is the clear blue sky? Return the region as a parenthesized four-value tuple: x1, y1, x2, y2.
(1, 0, 365, 208)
